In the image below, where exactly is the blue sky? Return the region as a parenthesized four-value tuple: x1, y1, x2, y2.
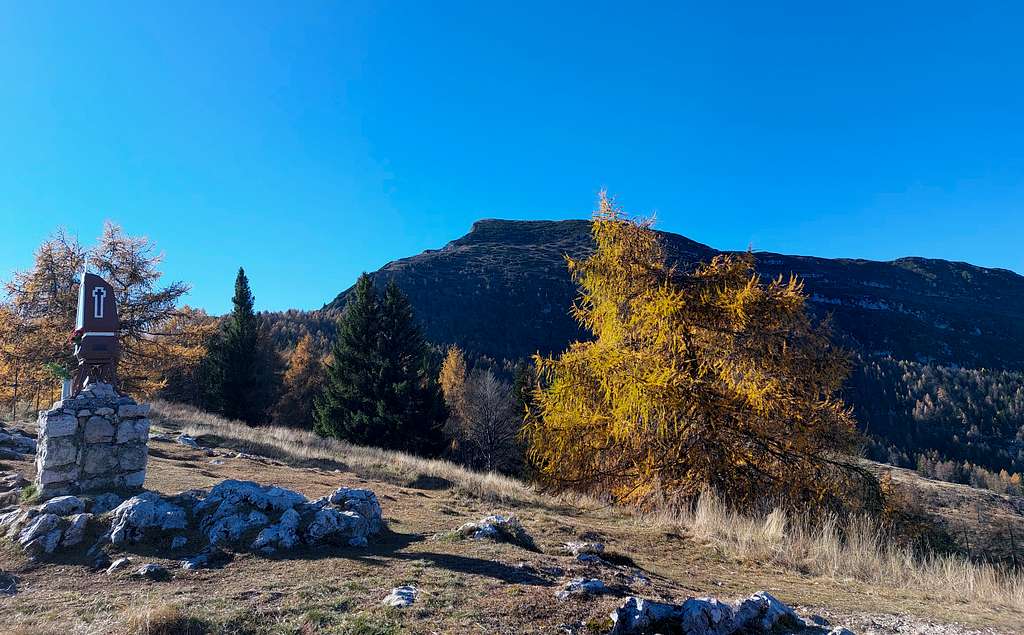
(2, 2, 1022, 314)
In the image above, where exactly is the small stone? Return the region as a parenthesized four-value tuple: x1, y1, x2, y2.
(39, 413, 77, 438)
(94, 407, 115, 416)
(132, 563, 170, 581)
(106, 557, 132, 574)
(36, 437, 79, 469)
(176, 434, 200, 449)
(37, 466, 79, 486)
(181, 546, 232, 570)
(117, 444, 148, 471)
(556, 577, 609, 600)
(382, 585, 417, 608)
(564, 541, 605, 557)
(83, 416, 115, 443)
(116, 419, 150, 444)
(118, 404, 150, 418)
(82, 446, 118, 475)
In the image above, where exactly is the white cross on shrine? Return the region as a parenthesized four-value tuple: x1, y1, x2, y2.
(92, 287, 106, 319)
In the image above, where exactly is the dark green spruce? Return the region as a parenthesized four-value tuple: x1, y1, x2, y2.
(314, 274, 444, 454)
(202, 267, 281, 424)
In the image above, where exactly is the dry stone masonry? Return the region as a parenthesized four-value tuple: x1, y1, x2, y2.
(35, 382, 150, 499)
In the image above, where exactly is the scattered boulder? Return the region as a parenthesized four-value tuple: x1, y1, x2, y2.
(132, 563, 171, 581)
(557, 577, 610, 600)
(382, 585, 418, 608)
(0, 571, 18, 596)
(733, 591, 805, 633)
(176, 434, 201, 449)
(181, 546, 233, 570)
(456, 515, 537, 550)
(106, 557, 132, 574)
(564, 541, 605, 557)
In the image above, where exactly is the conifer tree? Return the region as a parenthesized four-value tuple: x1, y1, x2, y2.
(272, 333, 324, 427)
(314, 275, 444, 454)
(524, 194, 880, 513)
(203, 268, 281, 424)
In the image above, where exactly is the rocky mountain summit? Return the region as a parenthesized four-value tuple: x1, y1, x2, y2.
(323, 219, 1024, 369)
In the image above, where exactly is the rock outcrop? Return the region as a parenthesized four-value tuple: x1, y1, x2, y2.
(2, 479, 385, 567)
(609, 591, 830, 635)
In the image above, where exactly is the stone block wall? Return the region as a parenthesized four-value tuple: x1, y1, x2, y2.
(35, 382, 150, 499)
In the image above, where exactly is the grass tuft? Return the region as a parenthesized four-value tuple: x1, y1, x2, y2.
(122, 603, 209, 635)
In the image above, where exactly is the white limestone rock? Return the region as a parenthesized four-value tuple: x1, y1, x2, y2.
(382, 585, 418, 608)
(61, 513, 93, 547)
(251, 508, 301, 553)
(733, 591, 804, 633)
(82, 446, 119, 475)
(18, 513, 63, 556)
(109, 492, 188, 545)
(35, 437, 78, 470)
(116, 419, 150, 443)
(118, 403, 151, 418)
(39, 413, 78, 438)
(305, 507, 368, 547)
(132, 563, 170, 581)
(556, 577, 609, 600)
(90, 492, 124, 515)
(117, 444, 148, 472)
(83, 416, 115, 443)
(327, 487, 383, 533)
(36, 495, 85, 517)
(106, 557, 132, 574)
(456, 515, 535, 549)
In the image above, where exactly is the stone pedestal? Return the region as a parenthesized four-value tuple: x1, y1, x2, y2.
(34, 382, 149, 499)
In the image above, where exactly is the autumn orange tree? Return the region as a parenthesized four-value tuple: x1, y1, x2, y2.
(1, 223, 213, 402)
(272, 333, 325, 427)
(523, 194, 880, 513)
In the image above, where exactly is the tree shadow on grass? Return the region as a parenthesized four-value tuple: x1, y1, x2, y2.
(389, 551, 553, 587)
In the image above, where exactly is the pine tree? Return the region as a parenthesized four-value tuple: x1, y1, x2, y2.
(203, 268, 281, 424)
(314, 275, 444, 454)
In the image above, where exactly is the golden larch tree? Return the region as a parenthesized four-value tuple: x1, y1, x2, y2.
(523, 194, 879, 513)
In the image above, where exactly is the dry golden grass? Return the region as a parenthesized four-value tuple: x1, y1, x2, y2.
(155, 400, 556, 507)
(645, 490, 1024, 610)
(153, 401, 1024, 616)
(121, 604, 208, 635)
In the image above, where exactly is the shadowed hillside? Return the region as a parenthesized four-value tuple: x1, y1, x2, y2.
(323, 219, 1024, 369)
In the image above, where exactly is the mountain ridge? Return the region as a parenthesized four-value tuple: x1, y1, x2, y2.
(323, 218, 1024, 370)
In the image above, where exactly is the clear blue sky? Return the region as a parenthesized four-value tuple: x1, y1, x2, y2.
(2, 2, 1022, 314)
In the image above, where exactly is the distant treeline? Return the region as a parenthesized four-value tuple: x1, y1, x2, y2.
(849, 356, 1024, 487)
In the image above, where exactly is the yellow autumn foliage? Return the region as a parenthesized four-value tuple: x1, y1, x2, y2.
(524, 194, 880, 513)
